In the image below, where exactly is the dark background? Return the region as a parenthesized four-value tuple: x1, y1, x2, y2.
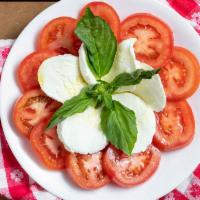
(0, 1, 57, 38)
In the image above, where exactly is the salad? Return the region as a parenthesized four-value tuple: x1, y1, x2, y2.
(12, 2, 200, 190)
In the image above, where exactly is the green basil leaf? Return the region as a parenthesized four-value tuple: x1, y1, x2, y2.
(47, 88, 94, 129)
(101, 100, 138, 155)
(110, 68, 160, 92)
(75, 8, 117, 79)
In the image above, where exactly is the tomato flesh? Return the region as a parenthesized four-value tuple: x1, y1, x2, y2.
(120, 13, 173, 68)
(17, 50, 58, 92)
(79, 2, 120, 40)
(160, 47, 200, 100)
(66, 152, 110, 189)
(153, 101, 195, 151)
(37, 17, 80, 55)
(13, 89, 60, 137)
(103, 145, 161, 187)
(30, 117, 66, 169)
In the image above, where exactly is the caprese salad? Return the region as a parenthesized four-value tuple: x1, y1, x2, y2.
(13, 2, 200, 190)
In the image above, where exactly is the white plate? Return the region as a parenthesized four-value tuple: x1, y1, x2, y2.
(1, 0, 200, 199)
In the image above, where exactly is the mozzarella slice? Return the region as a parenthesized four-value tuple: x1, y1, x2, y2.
(57, 107, 108, 154)
(103, 38, 137, 83)
(79, 38, 137, 88)
(58, 92, 155, 154)
(113, 93, 156, 154)
(133, 61, 166, 112)
(38, 54, 85, 103)
(79, 44, 97, 84)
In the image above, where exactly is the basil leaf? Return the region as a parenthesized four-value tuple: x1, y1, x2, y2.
(101, 100, 138, 155)
(110, 68, 160, 92)
(75, 8, 117, 79)
(47, 88, 94, 128)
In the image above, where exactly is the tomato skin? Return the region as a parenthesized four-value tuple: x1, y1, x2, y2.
(37, 17, 80, 55)
(30, 117, 66, 170)
(66, 152, 110, 189)
(17, 50, 58, 92)
(79, 2, 120, 40)
(13, 89, 60, 138)
(103, 145, 161, 187)
(120, 13, 173, 68)
(153, 101, 195, 151)
(160, 47, 200, 101)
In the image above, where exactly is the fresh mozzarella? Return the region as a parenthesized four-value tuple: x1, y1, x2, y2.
(79, 38, 137, 88)
(57, 107, 108, 154)
(38, 54, 85, 103)
(58, 92, 155, 154)
(133, 61, 166, 112)
(103, 38, 137, 83)
(113, 93, 156, 154)
(79, 44, 97, 84)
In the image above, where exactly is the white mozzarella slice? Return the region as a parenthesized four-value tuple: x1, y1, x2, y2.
(133, 61, 166, 112)
(57, 107, 108, 154)
(79, 44, 97, 84)
(79, 38, 137, 89)
(38, 54, 85, 103)
(103, 38, 137, 83)
(113, 93, 156, 154)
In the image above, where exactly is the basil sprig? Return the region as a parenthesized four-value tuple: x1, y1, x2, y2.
(75, 8, 117, 79)
(47, 8, 160, 155)
(47, 69, 159, 155)
(101, 100, 137, 155)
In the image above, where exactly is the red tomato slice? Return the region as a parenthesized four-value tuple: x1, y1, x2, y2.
(153, 101, 195, 151)
(66, 152, 110, 189)
(120, 13, 173, 68)
(17, 50, 58, 92)
(79, 2, 120, 40)
(30, 117, 66, 169)
(37, 17, 81, 55)
(103, 145, 161, 187)
(13, 89, 61, 137)
(159, 47, 200, 101)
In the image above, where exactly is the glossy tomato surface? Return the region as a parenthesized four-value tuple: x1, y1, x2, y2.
(120, 13, 173, 68)
(37, 17, 80, 55)
(66, 152, 110, 189)
(159, 47, 200, 101)
(17, 50, 58, 92)
(153, 101, 195, 151)
(103, 145, 161, 187)
(30, 117, 66, 169)
(13, 89, 60, 137)
(79, 2, 120, 40)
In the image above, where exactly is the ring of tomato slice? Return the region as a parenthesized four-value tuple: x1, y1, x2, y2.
(30, 117, 66, 169)
(17, 50, 59, 92)
(37, 17, 81, 55)
(153, 100, 195, 151)
(79, 2, 120, 40)
(159, 47, 200, 101)
(13, 89, 61, 137)
(66, 152, 110, 189)
(120, 13, 173, 68)
(103, 145, 161, 187)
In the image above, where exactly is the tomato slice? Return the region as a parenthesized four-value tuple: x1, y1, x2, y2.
(120, 13, 173, 68)
(79, 2, 120, 40)
(17, 50, 58, 92)
(153, 101, 195, 151)
(37, 17, 81, 55)
(30, 117, 66, 169)
(103, 145, 161, 187)
(13, 89, 61, 137)
(66, 152, 110, 189)
(159, 47, 200, 101)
